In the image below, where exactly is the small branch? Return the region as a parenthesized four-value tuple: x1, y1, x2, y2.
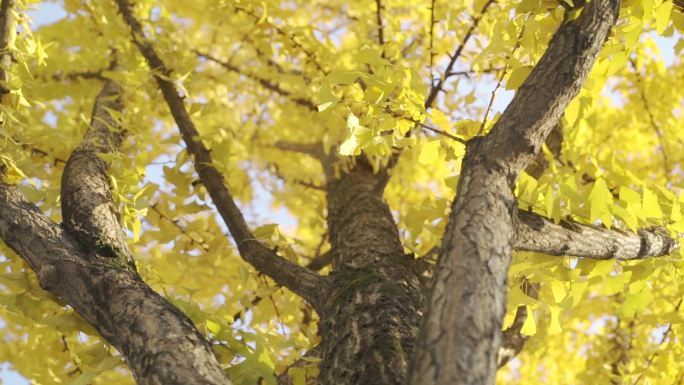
(477, 23, 526, 136)
(385, 108, 467, 144)
(305, 250, 333, 271)
(51, 70, 106, 82)
(233, 4, 327, 74)
(374, 0, 385, 48)
(428, 0, 437, 78)
(117, 0, 329, 311)
(272, 140, 337, 178)
(196, 49, 318, 112)
(382, 0, 495, 174)
(514, 210, 678, 260)
(631, 298, 682, 385)
(423, 0, 496, 110)
(610, 314, 635, 385)
(242, 34, 307, 79)
(149, 204, 210, 251)
(61, 334, 84, 376)
(268, 162, 326, 191)
(273, 141, 324, 157)
(0, 184, 229, 384)
(16, 140, 68, 165)
(629, 59, 670, 179)
(400, 32, 424, 59)
(497, 302, 528, 368)
(233, 250, 333, 322)
(277, 346, 322, 385)
(445, 66, 505, 77)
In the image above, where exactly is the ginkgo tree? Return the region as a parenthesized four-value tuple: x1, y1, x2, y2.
(0, 0, 683, 384)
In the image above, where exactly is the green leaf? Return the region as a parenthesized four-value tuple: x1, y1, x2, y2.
(655, 0, 673, 34)
(589, 178, 613, 227)
(548, 305, 562, 335)
(418, 140, 441, 166)
(289, 367, 307, 385)
(564, 97, 580, 126)
(356, 48, 390, 67)
(206, 319, 221, 334)
(252, 223, 279, 240)
(642, 188, 664, 219)
(431, 110, 451, 132)
(327, 70, 361, 85)
(520, 306, 536, 336)
(506, 66, 533, 90)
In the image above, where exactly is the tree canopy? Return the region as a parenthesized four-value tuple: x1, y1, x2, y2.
(0, 0, 684, 384)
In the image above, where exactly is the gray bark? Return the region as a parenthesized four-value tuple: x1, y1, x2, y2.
(116, 0, 330, 313)
(60, 78, 134, 268)
(515, 210, 677, 260)
(0, 79, 230, 385)
(318, 159, 424, 385)
(5, 1, 680, 385)
(408, 2, 621, 385)
(0, 0, 13, 95)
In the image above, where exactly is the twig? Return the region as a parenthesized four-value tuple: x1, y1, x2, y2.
(423, 0, 497, 110)
(477, 22, 526, 136)
(375, 0, 385, 48)
(629, 59, 670, 179)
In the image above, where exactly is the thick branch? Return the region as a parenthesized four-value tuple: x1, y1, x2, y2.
(0, 185, 230, 385)
(409, 2, 620, 385)
(60, 78, 134, 268)
(116, 0, 328, 311)
(514, 210, 678, 259)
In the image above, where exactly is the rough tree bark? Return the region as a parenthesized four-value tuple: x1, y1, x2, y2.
(1, 1, 681, 385)
(0, 77, 230, 384)
(408, 1, 621, 385)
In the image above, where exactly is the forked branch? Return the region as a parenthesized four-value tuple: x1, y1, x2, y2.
(116, 0, 329, 311)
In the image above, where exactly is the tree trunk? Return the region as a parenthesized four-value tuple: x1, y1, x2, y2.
(318, 159, 424, 385)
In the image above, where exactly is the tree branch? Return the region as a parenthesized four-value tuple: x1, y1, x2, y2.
(0, 185, 230, 385)
(514, 210, 677, 260)
(675, 0, 684, 11)
(273, 141, 324, 157)
(232, 4, 326, 74)
(116, 0, 329, 312)
(277, 346, 321, 385)
(384, 1, 495, 172)
(60, 77, 134, 268)
(0, 0, 14, 95)
(629, 59, 670, 178)
(0, 73, 229, 384)
(409, 2, 621, 384)
(196, 50, 318, 112)
(428, 0, 437, 77)
(497, 303, 529, 368)
(51, 69, 106, 82)
(374, 0, 385, 48)
(423, 0, 496, 110)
